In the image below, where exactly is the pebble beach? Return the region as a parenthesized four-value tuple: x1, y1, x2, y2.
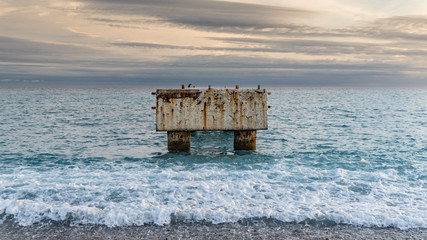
(1, 222, 426, 240)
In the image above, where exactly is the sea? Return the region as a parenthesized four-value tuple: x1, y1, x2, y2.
(0, 87, 426, 229)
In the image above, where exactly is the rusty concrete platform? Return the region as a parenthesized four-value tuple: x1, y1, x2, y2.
(154, 87, 269, 151)
(155, 88, 268, 132)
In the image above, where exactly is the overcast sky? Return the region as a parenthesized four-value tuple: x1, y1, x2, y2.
(1, 0, 427, 87)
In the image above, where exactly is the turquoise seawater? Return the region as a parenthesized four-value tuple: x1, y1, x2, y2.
(0, 88, 426, 228)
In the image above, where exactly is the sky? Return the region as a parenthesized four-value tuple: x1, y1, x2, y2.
(1, 0, 427, 87)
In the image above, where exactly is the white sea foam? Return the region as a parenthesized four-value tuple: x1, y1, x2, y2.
(0, 161, 426, 228)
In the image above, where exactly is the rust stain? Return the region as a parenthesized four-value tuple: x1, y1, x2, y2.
(239, 101, 243, 129)
(234, 130, 256, 150)
(232, 91, 239, 129)
(254, 101, 257, 115)
(167, 131, 190, 151)
(220, 100, 224, 129)
(156, 99, 159, 130)
(157, 89, 201, 102)
(203, 101, 207, 130)
(170, 98, 174, 127)
(161, 112, 165, 130)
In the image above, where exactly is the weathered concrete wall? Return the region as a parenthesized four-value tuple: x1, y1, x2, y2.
(234, 130, 257, 150)
(167, 131, 191, 152)
(156, 89, 268, 131)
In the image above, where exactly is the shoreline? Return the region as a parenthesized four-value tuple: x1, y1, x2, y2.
(1, 222, 426, 240)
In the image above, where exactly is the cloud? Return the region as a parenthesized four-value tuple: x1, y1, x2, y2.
(114, 31, 427, 61)
(347, 15, 427, 41)
(0, 35, 419, 88)
(1, 0, 427, 87)
(0, 36, 105, 63)
(82, 0, 313, 29)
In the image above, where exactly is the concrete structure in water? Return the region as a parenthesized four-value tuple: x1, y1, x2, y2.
(154, 86, 269, 151)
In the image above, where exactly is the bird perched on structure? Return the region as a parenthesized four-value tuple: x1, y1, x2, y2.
(188, 83, 192, 88)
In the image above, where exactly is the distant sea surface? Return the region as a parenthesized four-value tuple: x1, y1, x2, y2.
(0, 88, 426, 229)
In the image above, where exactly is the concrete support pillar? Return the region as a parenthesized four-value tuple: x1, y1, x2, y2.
(167, 131, 191, 152)
(234, 130, 256, 150)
